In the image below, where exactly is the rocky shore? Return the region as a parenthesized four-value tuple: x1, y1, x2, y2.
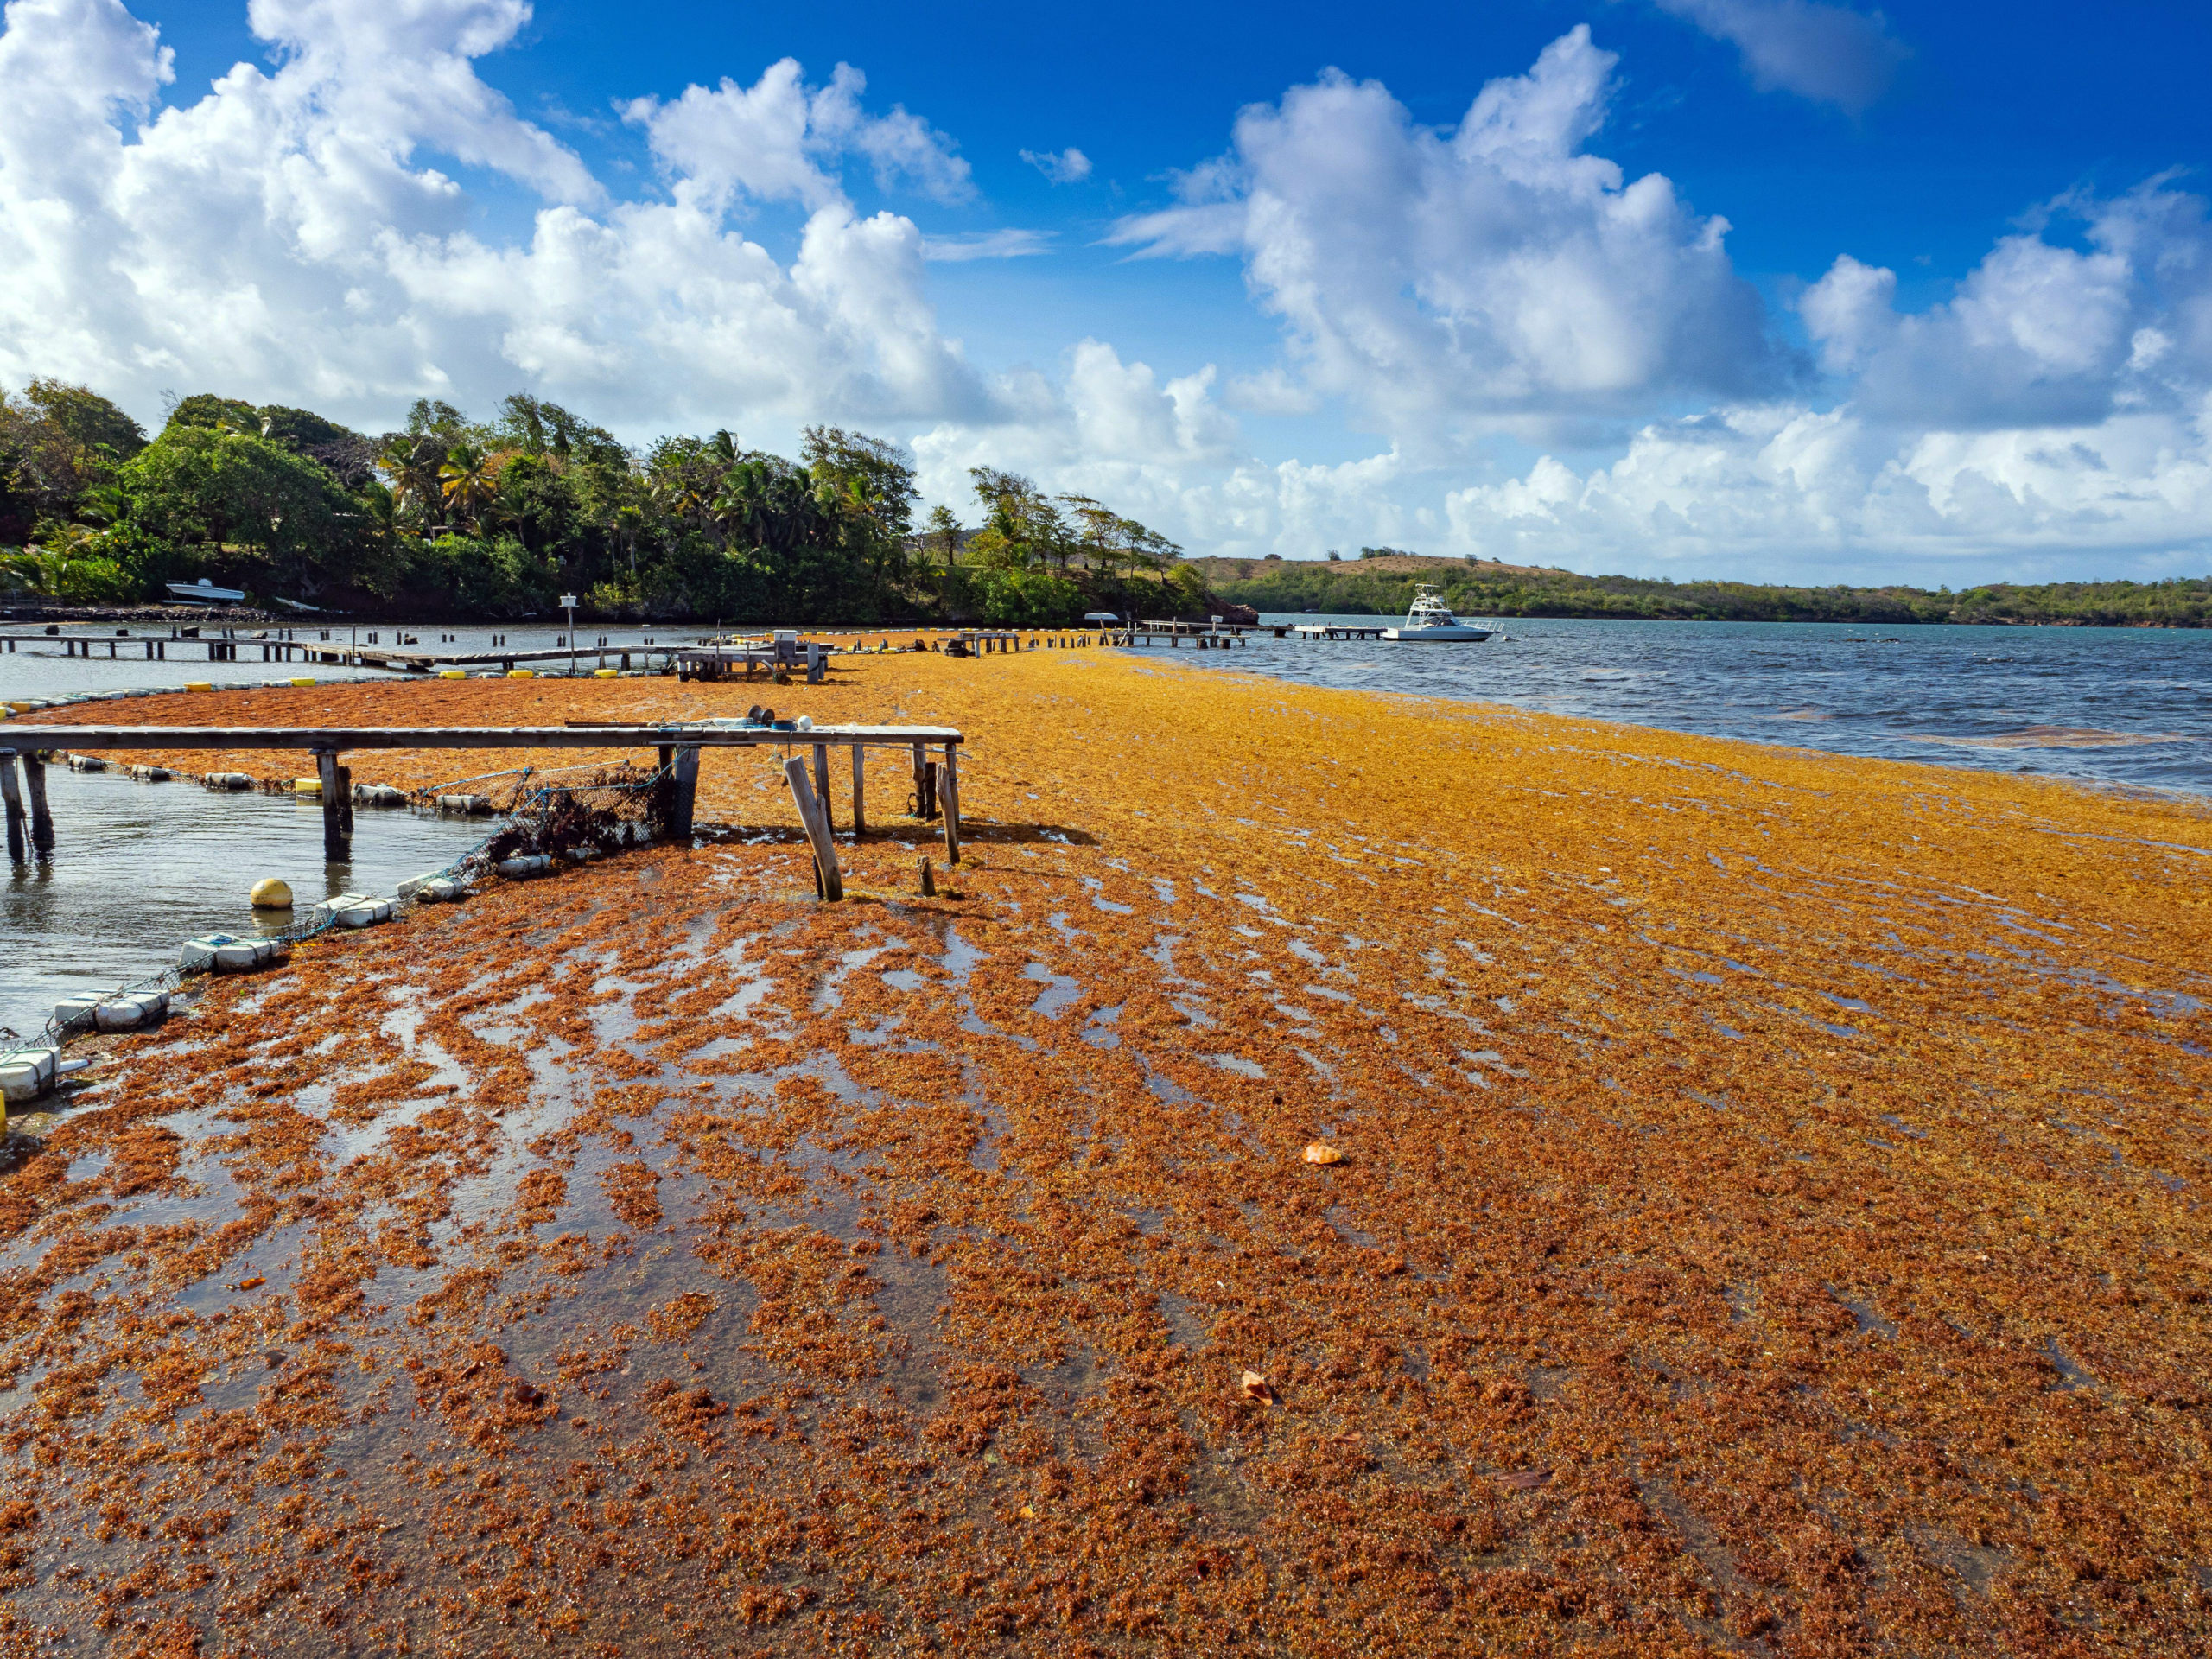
(1, 652, 2206, 1655)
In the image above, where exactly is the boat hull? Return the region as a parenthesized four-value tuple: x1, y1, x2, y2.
(1382, 626, 1492, 641)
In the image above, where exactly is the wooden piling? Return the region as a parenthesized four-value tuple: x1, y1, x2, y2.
(785, 757, 844, 900)
(850, 744, 866, 836)
(912, 742, 931, 818)
(22, 753, 53, 852)
(0, 752, 24, 864)
(940, 747, 962, 865)
(670, 746, 702, 841)
(813, 742, 832, 830)
(316, 750, 349, 859)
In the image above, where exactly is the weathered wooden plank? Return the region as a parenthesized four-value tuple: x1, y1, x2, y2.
(784, 757, 843, 901)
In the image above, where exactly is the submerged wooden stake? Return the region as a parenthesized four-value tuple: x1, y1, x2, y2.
(22, 753, 53, 853)
(0, 752, 24, 865)
(316, 749, 349, 860)
(919, 856, 935, 897)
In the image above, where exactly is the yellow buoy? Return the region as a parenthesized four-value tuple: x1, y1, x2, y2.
(289, 677, 314, 688)
(185, 681, 213, 692)
(440, 669, 467, 679)
(293, 777, 321, 794)
(508, 669, 535, 679)
(250, 877, 294, 909)
(594, 668, 619, 678)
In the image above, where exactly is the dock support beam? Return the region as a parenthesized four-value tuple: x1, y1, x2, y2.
(940, 746, 961, 865)
(911, 742, 934, 819)
(22, 753, 52, 853)
(785, 757, 843, 900)
(0, 751, 24, 865)
(669, 746, 701, 842)
(315, 749, 352, 860)
(812, 742, 831, 831)
(850, 744, 866, 836)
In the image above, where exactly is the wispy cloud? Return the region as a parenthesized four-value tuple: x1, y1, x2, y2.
(1020, 146, 1093, 184)
(1652, 0, 1908, 113)
(920, 228, 1054, 262)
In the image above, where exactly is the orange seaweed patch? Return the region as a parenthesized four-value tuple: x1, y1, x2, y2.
(1, 651, 2207, 1655)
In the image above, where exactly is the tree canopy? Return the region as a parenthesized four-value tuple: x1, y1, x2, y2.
(0, 380, 1194, 624)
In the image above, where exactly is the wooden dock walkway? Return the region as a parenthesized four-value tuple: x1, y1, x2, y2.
(0, 722, 963, 891)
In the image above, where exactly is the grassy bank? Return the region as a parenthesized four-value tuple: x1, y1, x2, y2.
(3, 653, 2208, 1653)
(1192, 551, 2212, 626)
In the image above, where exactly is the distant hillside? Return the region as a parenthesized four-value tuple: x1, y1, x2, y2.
(1187, 554, 2212, 628)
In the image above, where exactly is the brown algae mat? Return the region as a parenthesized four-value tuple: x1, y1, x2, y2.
(2, 650, 2207, 1656)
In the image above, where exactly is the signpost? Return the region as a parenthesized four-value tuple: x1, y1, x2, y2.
(561, 593, 577, 678)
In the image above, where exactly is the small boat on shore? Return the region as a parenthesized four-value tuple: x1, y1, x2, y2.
(1383, 584, 1492, 642)
(166, 578, 245, 605)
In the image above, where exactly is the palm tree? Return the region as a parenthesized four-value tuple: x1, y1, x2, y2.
(438, 443, 499, 531)
(378, 435, 445, 536)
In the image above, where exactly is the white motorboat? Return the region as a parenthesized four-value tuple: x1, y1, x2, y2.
(1382, 583, 1492, 642)
(166, 577, 245, 605)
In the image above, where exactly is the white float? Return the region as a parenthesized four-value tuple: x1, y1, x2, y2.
(181, 934, 289, 975)
(320, 893, 395, 928)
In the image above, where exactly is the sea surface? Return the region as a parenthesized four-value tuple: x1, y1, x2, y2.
(3, 612, 2208, 1043)
(1166, 613, 2212, 797)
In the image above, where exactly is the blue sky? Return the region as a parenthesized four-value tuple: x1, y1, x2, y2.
(3, 0, 2209, 581)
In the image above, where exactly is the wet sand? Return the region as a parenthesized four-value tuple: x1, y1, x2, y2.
(3, 650, 2208, 1656)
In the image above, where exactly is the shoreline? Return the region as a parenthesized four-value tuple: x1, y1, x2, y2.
(1, 652, 2207, 1652)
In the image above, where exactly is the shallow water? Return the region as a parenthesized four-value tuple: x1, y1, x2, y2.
(0, 766, 488, 1041)
(1162, 613, 2212, 795)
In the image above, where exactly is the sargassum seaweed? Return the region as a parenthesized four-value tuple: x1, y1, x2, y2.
(1, 647, 2207, 1656)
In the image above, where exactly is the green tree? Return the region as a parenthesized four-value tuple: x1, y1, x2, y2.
(118, 426, 359, 594)
(0, 379, 148, 525)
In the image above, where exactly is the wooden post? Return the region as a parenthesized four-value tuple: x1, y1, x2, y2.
(0, 752, 24, 865)
(940, 746, 962, 865)
(912, 741, 931, 818)
(316, 749, 348, 860)
(22, 753, 53, 852)
(784, 757, 843, 900)
(850, 743, 866, 836)
(671, 746, 702, 841)
(812, 741, 831, 830)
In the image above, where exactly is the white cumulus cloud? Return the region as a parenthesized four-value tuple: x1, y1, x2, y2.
(0, 0, 988, 429)
(1109, 26, 1790, 441)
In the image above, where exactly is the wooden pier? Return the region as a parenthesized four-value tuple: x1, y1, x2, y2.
(0, 722, 963, 893)
(0, 630, 688, 674)
(1291, 623, 1388, 641)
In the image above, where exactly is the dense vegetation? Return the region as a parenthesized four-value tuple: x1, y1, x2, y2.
(1205, 556, 2212, 628)
(0, 380, 1204, 625)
